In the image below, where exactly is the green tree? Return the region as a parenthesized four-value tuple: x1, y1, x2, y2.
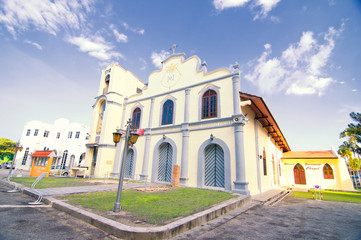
(339, 112, 361, 188)
(338, 141, 353, 159)
(0, 138, 16, 159)
(340, 112, 361, 155)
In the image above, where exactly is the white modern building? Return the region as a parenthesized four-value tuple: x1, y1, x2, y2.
(15, 118, 89, 171)
(84, 53, 290, 195)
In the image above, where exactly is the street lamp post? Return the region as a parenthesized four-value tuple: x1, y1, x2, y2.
(113, 119, 139, 213)
(7, 141, 23, 178)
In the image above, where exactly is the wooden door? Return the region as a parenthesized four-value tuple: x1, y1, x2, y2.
(294, 163, 306, 185)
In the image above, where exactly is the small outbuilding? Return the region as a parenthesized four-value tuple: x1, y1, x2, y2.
(30, 150, 56, 177)
(281, 150, 354, 191)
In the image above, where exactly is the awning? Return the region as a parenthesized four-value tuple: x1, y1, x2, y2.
(240, 92, 291, 152)
(31, 150, 56, 158)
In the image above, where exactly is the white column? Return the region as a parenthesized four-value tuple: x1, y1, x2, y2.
(111, 98, 128, 176)
(180, 89, 191, 186)
(140, 97, 155, 181)
(232, 63, 250, 195)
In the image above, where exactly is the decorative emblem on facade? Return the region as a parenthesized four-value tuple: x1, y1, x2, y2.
(161, 62, 181, 88)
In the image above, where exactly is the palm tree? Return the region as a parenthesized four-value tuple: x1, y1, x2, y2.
(339, 112, 361, 188)
(340, 112, 361, 154)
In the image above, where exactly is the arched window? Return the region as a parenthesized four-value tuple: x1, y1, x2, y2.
(21, 147, 29, 165)
(323, 163, 334, 179)
(263, 149, 267, 176)
(162, 100, 174, 125)
(202, 90, 217, 119)
(61, 150, 68, 167)
(104, 74, 110, 94)
(96, 101, 106, 134)
(132, 107, 141, 129)
(105, 74, 110, 83)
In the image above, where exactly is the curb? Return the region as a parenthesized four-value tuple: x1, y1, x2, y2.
(0, 179, 251, 239)
(49, 195, 250, 240)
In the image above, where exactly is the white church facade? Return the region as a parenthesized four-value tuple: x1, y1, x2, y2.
(84, 53, 290, 195)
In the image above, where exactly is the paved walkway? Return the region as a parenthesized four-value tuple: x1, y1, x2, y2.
(0, 177, 289, 239)
(175, 195, 361, 240)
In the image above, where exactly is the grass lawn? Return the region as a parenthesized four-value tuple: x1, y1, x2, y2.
(292, 190, 361, 203)
(62, 187, 236, 224)
(10, 177, 96, 188)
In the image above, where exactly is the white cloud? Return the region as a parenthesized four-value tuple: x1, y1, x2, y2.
(110, 24, 127, 43)
(213, 0, 250, 10)
(0, 0, 93, 38)
(122, 22, 145, 35)
(139, 57, 147, 71)
(352, 89, 357, 92)
(251, 0, 281, 20)
(245, 25, 343, 96)
(212, 0, 280, 20)
(66, 34, 124, 61)
(24, 39, 43, 50)
(151, 50, 171, 69)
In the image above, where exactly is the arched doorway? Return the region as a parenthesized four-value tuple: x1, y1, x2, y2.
(205, 144, 225, 188)
(78, 153, 86, 166)
(69, 155, 75, 168)
(294, 163, 306, 185)
(124, 149, 134, 179)
(158, 142, 173, 183)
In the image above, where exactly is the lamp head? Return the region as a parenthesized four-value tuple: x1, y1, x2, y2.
(112, 131, 122, 146)
(128, 133, 139, 146)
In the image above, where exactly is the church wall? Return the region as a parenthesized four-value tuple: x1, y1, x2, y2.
(85, 54, 287, 196)
(242, 107, 259, 195)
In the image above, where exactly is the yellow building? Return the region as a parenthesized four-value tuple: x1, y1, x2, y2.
(281, 150, 354, 191)
(84, 53, 291, 195)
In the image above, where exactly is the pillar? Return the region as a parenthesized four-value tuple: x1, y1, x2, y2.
(111, 98, 128, 177)
(180, 89, 190, 186)
(140, 97, 155, 181)
(232, 64, 250, 195)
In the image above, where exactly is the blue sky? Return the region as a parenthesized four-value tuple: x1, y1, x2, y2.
(0, 0, 360, 151)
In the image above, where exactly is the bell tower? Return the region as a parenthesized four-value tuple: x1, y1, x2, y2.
(85, 63, 144, 177)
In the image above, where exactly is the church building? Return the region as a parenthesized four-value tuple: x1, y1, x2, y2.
(84, 53, 290, 195)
